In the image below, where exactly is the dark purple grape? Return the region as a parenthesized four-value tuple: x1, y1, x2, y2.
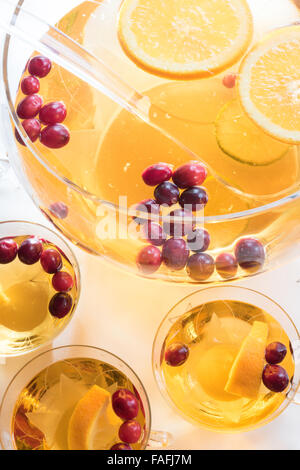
(165, 343, 189, 366)
(172, 162, 207, 189)
(17, 95, 43, 119)
(234, 238, 265, 273)
(154, 181, 179, 206)
(52, 272, 74, 292)
(136, 245, 162, 274)
(49, 202, 69, 220)
(21, 76, 40, 95)
(186, 253, 215, 281)
(262, 364, 289, 393)
(142, 221, 166, 246)
(265, 342, 287, 365)
(40, 249, 62, 274)
(179, 186, 208, 211)
(40, 124, 70, 149)
(28, 56, 52, 78)
(133, 199, 160, 225)
(187, 228, 210, 253)
(162, 238, 189, 271)
(112, 389, 139, 420)
(142, 163, 172, 186)
(119, 420, 141, 444)
(215, 252, 238, 279)
(18, 237, 43, 265)
(163, 209, 194, 237)
(0, 238, 18, 264)
(49, 292, 73, 318)
(39, 101, 67, 125)
(110, 443, 132, 450)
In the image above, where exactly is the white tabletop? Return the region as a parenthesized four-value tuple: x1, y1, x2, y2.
(1, 0, 300, 451)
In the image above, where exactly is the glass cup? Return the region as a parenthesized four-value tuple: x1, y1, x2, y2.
(0, 220, 80, 356)
(152, 285, 300, 433)
(0, 345, 171, 450)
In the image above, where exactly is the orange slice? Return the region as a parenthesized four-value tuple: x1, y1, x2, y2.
(118, 0, 253, 79)
(225, 321, 269, 399)
(239, 25, 300, 144)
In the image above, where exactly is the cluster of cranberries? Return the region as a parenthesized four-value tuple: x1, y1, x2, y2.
(0, 236, 74, 319)
(15, 56, 70, 149)
(109, 388, 142, 450)
(262, 342, 290, 393)
(135, 161, 265, 281)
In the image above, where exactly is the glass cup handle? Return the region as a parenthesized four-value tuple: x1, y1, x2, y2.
(147, 430, 173, 449)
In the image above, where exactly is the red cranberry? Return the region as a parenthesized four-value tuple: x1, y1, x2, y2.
(118, 420, 141, 444)
(265, 342, 287, 365)
(187, 228, 210, 253)
(18, 237, 43, 265)
(52, 271, 74, 292)
(110, 443, 132, 450)
(142, 163, 172, 186)
(39, 101, 67, 125)
(16, 119, 41, 145)
(165, 343, 189, 366)
(49, 292, 73, 318)
(17, 95, 43, 119)
(112, 389, 139, 420)
(49, 202, 69, 220)
(162, 238, 189, 271)
(222, 73, 237, 88)
(142, 221, 166, 246)
(0, 238, 18, 264)
(28, 56, 52, 78)
(235, 238, 265, 273)
(179, 186, 208, 211)
(154, 182, 179, 206)
(163, 209, 194, 237)
(40, 124, 70, 149)
(187, 253, 215, 281)
(21, 76, 40, 95)
(215, 252, 238, 279)
(40, 249, 62, 274)
(262, 364, 289, 393)
(133, 199, 160, 225)
(172, 162, 207, 189)
(136, 245, 162, 274)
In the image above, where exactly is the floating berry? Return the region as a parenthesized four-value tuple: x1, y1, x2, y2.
(18, 237, 43, 265)
(52, 271, 74, 292)
(179, 186, 208, 211)
(49, 292, 73, 318)
(49, 202, 69, 220)
(165, 343, 189, 367)
(222, 73, 237, 88)
(0, 238, 18, 264)
(265, 342, 287, 365)
(39, 101, 67, 125)
(40, 124, 70, 149)
(133, 199, 160, 225)
(187, 228, 210, 253)
(112, 389, 139, 420)
(15, 118, 41, 146)
(28, 56, 52, 78)
(235, 238, 265, 273)
(163, 209, 194, 237)
(17, 95, 43, 119)
(172, 162, 207, 189)
(136, 245, 162, 274)
(40, 249, 62, 274)
(187, 253, 215, 281)
(142, 221, 166, 246)
(262, 364, 289, 393)
(21, 76, 40, 95)
(118, 420, 141, 444)
(215, 252, 238, 279)
(142, 163, 172, 186)
(162, 238, 189, 271)
(110, 443, 132, 450)
(154, 181, 179, 206)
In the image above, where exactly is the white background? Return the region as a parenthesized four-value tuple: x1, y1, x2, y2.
(0, 0, 300, 450)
